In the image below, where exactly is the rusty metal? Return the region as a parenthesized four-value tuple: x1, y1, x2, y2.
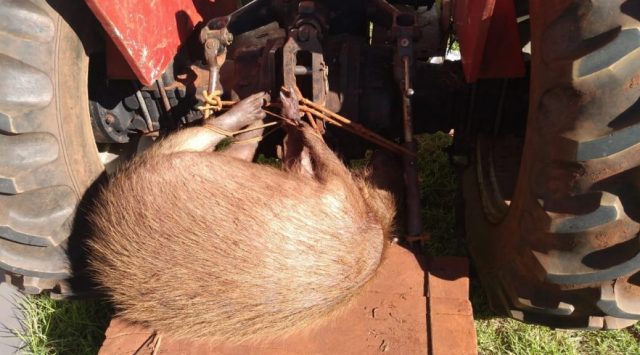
(225, 22, 286, 98)
(373, 3, 423, 238)
(398, 19, 423, 238)
(283, 2, 328, 106)
(200, 26, 234, 94)
(155, 78, 172, 116)
(366, 0, 424, 237)
(201, 0, 284, 98)
(134, 89, 154, 132)
(402, 56, 415, 143)
(206, 42, 221, 95)
(211, 0, 403, 138)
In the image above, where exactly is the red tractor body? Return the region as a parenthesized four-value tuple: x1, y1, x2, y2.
(88, 0, 525, 85)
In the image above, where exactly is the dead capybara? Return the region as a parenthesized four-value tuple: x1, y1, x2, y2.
(85, 89, 397, 342)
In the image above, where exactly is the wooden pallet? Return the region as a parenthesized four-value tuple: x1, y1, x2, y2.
(98, 244, 476, 354)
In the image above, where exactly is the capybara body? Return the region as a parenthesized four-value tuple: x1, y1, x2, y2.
(85, 92, 396, 342)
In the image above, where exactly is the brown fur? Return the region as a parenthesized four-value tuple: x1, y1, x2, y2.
(85, 91, 397, 342)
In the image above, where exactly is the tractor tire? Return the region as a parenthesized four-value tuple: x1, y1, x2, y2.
(0, 0, 102, 294)
(465, 1, 640, 329)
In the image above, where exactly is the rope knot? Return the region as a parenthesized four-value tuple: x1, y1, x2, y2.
(198, 90, 224, 119)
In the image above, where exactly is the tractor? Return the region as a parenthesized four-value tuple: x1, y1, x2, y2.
(1, 0, 639, 344)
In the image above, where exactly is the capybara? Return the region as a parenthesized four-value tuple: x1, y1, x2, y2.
(85, 89, 397, 342)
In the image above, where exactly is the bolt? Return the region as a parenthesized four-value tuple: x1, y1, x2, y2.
(400, 38, 410, 47)
(406, 88, 415, 96)
(298, 27, 310, 42)
(104, 114, 115, 125)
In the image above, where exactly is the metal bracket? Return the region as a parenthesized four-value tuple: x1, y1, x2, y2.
(282, 1, 328, 106)
(200, 26, 234, 94)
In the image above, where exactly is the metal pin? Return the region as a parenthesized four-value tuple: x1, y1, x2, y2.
(134, 90, 154, 132)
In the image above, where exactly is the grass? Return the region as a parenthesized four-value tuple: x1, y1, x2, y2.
(475, 320, 640, 355)
(16, 296, 112, 355)
(14, 132, 640, 354)
(415, 132, 464, 256)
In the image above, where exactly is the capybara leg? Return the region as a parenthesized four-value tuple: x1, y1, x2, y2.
(148, 92, 269, 155)
(279, 87, 349, 182)
(299, 125, 352, 184)
(282, 126, 314, 176)
(213, 91, 270, 133)
(279, 88, 315, 176)
(221, 120, 265, 162)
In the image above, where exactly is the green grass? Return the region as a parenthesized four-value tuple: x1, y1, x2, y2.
(416, 132, 464, 256)
(16, 296, 112, 355)
(16, 132, 640, 354)
(256, 153, 283, 168)
(475, 319, 640, 355)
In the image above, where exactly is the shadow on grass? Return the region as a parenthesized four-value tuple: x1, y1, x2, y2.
(414, 132, 499, 321)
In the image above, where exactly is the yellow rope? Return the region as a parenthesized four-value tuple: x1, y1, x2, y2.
(234, 121, 278, 134)
(203, 121, 281, 147)
(198, 87, 283, 145)
(234, 126, 281, 144)
(197, 90, 224, 119)
(198, 88, 411, 156)
(202, 124, 235, 137)
(233, 136, 265, 145)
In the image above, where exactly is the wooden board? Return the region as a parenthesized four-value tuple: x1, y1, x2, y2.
(99, 244, 429, 355)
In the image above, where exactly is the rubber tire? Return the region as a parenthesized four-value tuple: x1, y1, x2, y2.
(0, 0, 102, 294)
(465, 1, 640, 329)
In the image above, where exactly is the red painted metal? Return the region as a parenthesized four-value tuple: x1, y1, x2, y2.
(454, 0, 495, 82)
(104, 35, 136, 80)
(86, 0, 237, 85)
(454, 0, 524, 82)
(478, 0, 525, 80)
